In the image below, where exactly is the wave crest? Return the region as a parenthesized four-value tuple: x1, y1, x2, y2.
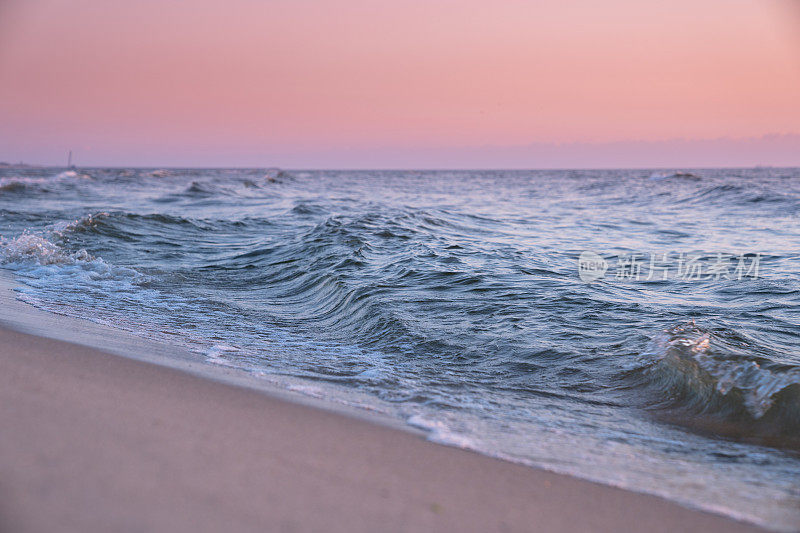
(649, 171, 702, 181)
(626, 322, 800, 446)
(264, 168, 295, 184)
(0, 233, 92, 265)
(0, 171, 92, 194)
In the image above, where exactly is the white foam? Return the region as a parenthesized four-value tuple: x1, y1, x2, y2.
(407, 414, 475, 448)
(0, 233, 89, 265)
(0, 170, 92, 193)
(204, 343, 240, 365)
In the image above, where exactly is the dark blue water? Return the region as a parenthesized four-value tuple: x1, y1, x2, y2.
(1, 167, 799, 529)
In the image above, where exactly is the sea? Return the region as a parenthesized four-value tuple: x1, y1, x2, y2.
(1, 167, 798, 530)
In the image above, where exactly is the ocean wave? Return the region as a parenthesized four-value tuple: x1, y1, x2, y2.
(0, 170, 92, 194)
(177, 175, 286, 198)
(50, 211, 250, 241)
(184, 180, 226, 196)
(50, 212, 112, 239)
(0, 213, 160, 282)
(264, 168, 295, 184)
(649, 171, 703, 181)
(625, 322, 800, 447)
(0, 233, 93, 265)
(0, 180, 31, 193)
(0, 229, 150, 325)
(671, 182, 799, 209)
(146, 169, 172, 178)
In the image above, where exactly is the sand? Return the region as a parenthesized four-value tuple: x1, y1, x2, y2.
(0, 321, 767, 533)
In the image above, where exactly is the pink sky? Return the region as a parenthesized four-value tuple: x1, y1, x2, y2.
(1, 0, 799, 168)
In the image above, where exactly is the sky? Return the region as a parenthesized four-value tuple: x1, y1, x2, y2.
(0, 0, 799, 168)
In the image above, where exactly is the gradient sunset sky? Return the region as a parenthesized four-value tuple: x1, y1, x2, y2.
(1, 0, 799, 168)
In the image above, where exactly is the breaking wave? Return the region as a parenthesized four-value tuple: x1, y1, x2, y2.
(625, 322, 800, 447)
(0, 171, 92, 193)
(0, 222, 148, 319)
(0, 233, 92, 265)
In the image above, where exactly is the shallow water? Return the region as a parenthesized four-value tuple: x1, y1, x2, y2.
(1, 167, 799, 529)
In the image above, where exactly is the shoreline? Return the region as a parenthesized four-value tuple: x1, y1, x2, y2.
(0, 270, 412, 433)
(0, 272, 766, 531)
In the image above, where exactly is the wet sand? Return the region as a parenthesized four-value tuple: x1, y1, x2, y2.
(0, 323, 764, 532)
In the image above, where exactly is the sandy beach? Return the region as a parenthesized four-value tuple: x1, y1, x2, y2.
(0, 318, 765, 532)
